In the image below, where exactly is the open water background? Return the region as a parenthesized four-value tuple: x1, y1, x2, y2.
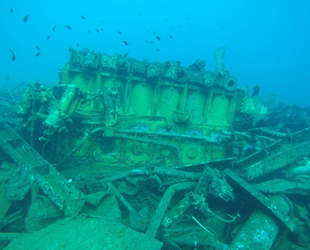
(0, 0, 309, 106)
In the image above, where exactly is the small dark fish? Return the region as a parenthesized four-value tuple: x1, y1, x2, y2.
(153, 32, 156, 34)
(35, 52, 41, 57)
(145, 40, 148, 43)
(65, 25, 72, 29)
(122, 40, 128, 46)
(77, 42, 79, 47)
(52, 25, 56, 31)
(88, 30, 90, 33)
(47, 35, 51, 40)
(118, 31, 122, 35)
(101, 21, 105, 23)
(23, 15, 29, 22)
(95, 29, 100, 33)
(166, 19, 169, 21)
(81, 15, 85, 20)
(100, 28, 103, 31)
(35, 46, 40, 50)
(156, 49, 160, 52)
(169, 34, 173, 39)
(10, 8, 13, 13)
(149, 41, 154, 44)
(9, 48, 15, 61)
(155, 35, 161, 41)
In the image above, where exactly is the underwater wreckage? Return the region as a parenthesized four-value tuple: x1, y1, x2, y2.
(1, 47, 310, 249)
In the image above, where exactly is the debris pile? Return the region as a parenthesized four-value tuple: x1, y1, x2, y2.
(1, 49, 310, 250)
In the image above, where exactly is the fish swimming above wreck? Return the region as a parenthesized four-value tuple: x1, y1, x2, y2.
(122, 39, 128, 45)
(8, 48, 15, 61)
(23, 15, 29, 22)
(1, 47, 310, 250)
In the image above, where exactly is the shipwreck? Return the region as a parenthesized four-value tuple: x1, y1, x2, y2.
(0, 47, 310, 250)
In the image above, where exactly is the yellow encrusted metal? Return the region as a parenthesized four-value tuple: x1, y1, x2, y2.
(16, 48, 245, 175)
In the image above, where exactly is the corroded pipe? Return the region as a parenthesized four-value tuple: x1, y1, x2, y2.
(146, 182, 197, 238)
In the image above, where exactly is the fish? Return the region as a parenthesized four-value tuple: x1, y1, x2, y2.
(122, 40, 128, 46)
(145, 40, 148, 43)
(35, 46, 40, 50)
(35, 52, 41, 57)
(100, 28, 103, 31)
(118, 31, 122, 35)
(149, 41, 154, 44)
(9, 48, 15, 61)
(81, 15, 85, 20)
(10, 8, 13, 13)
(65, 25, 72, 29)
(155, 35, 161, 41)
(52, 25, 56, 31)
(23, 15, 29, 22)
(95, 29, 100, 33)
(156, 49, 160, 52)
(169, 34, 173, 39)
(77, 42, 79, 47)
(88, 30, 90, 33)
(47, 35, 51, 40)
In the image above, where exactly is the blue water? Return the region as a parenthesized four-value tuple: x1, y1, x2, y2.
(1, 0, 310, 106)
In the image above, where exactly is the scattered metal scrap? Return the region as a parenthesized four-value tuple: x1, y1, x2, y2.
(0, 83, 24, 126)
(0, 122, 84, 217)
(1, 48, 310, 249)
